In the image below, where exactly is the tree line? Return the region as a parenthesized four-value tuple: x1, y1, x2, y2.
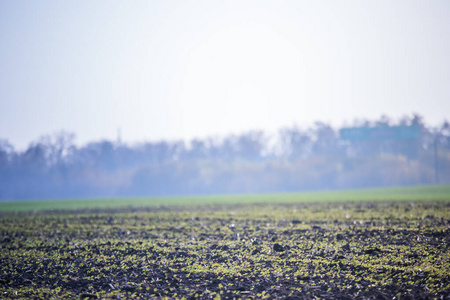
(0, 114, 449, 200)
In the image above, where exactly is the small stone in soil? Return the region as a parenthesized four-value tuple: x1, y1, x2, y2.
(273, 243, 284, 252)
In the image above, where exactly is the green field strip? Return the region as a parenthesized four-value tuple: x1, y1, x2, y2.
(1, 184, 449, 212)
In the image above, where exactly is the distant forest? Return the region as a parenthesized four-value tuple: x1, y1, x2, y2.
(1, 114, 449, 200)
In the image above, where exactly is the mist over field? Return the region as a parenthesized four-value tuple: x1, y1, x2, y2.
(1, 1, 449, 201)
(0, 114, 448, 200)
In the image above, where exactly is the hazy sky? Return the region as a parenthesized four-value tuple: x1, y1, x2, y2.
(1, 1, 449, 149)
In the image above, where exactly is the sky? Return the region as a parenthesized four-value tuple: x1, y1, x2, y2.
(1, 0, 449, 150)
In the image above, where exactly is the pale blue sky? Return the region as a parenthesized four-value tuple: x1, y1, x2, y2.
(1, 0, 449, 149)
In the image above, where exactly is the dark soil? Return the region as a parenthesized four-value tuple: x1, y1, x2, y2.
(1, 201, 449, 299)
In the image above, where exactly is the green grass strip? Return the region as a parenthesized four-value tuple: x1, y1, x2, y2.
(1, 184, 449, 212)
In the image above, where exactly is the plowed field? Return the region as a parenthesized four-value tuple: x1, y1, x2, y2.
(1, 201, 449, 299)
